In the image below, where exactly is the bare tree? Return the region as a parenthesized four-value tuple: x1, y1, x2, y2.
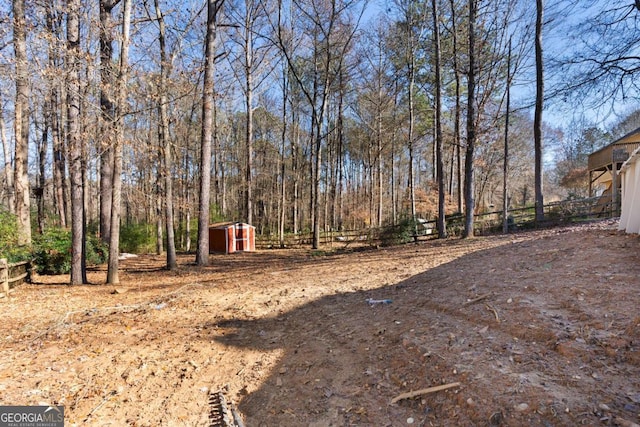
(432, 0, 445, 238)
(37, 103, 47, 234)
(462, 0, 477, 238)
(228, 0, 273, 225)
(107, 0, 132, 284)
(352, 18, 397, 228)
(278, 57, 288, 246)
(502, 38, 512, 234)
(196, 0, 225, 266)
(448, 0, 462, 214)
(67, 0, 86, 284)
(534, 0, 544, 223)
(44, 3, 67, 229)
(154, 0, 177, 270)
(13, 0, 30, 245)
(0, 89, 14, 213)
(273, 0, 364, 249)
(99, 0, 121, 243)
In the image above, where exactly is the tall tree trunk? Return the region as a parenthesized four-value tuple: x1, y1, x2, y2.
(37, 114, 48, 234)
(367, 136, 373, 227)
(52, 89, 67, 227)
(292, 123, 299, 234)
(196, 0, 224, 266)
(13, 0, 31, 245)
(463, 0, 477, 238)
(155, 0, 177, 269)
(374, 60, 383, 228)
(402, 1, 418, 240)
(503, 38, 512, 234)
(391, 83, 399, 224)
(450, 0, 462, 214)
(67, 0, 86, 284)
(217, 101, 226, 217)
(333, 70, 346, 231)
(244, 8, 254, 225)
(107, 0, 132, 284)
(45, 7, 66, 228)
(182, 99, 196, 252)
(534, 0, 545, 223)
(185, 153, 192, 253)
(279, 61, 288, 246)
(376, 106, 383, 228)
(156, 187, 163, 255)
(433, 0, 446, 238)
(0, 90, 15, 213)
(312, 110, 323, 249)
(337, 118, 344, 231)
(219, 111, 226, 216)
(99, 0, 119, 243)
(40, 4, 59, 234)
(408, 60, 417, 241)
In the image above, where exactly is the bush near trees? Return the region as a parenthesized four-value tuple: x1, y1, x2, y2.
(32, 228, 107, 275)
(0, 210, 107, 274)
(119, 223, 159, 255)
(0, 210, 31, 263)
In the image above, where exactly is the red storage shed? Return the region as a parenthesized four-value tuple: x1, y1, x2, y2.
(209, 222, 256, 254)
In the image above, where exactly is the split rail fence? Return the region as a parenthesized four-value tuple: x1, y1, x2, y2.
(256, 196, 616, 249)
(0, 259, 30, 297)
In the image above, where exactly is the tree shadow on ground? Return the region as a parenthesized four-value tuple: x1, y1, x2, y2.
(208, 231, 640, 427)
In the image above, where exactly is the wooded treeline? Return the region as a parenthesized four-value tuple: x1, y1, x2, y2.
(0, 0, 638, 282)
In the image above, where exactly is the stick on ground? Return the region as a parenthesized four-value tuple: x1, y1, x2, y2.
(390, 382, 461, 404)
(463, 293, 491, 306)
(485, 304, 500, 322)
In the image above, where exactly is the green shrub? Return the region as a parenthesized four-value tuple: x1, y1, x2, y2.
(86, 234, 108, 266)
(379, 218, 419, 246)
(120, 223, 155, 254)
(33, 227, 71, 274)
(0, 210, 31, 263)
(33, 228, 108, 275)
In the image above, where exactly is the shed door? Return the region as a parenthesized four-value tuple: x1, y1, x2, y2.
(227, 227, 236, 253)
(235, 224, 247, 251)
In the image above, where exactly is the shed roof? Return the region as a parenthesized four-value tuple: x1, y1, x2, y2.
(209, 222, 255, 229)
(210, 222, 234, 228)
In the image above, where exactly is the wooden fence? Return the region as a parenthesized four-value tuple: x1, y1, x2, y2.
(469, 196, 616, 235)
(1, 259, 31, 297)
(256, 197, 616, 249)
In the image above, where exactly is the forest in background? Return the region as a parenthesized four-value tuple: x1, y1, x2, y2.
(0, 0, 639, 283)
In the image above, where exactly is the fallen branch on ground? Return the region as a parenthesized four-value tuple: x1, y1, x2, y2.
(83, 390, 117, 423)
(486, 304, 500, 322)
(463, 293, 491, 306)
(390, 382, 461, 404)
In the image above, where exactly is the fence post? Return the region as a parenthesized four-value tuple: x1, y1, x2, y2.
(0, 258, 8, 295)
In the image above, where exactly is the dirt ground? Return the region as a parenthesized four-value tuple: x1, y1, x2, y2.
(2, 219, 640, 426)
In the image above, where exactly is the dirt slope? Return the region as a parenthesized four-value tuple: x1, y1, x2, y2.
(1, 220, 639, 426)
